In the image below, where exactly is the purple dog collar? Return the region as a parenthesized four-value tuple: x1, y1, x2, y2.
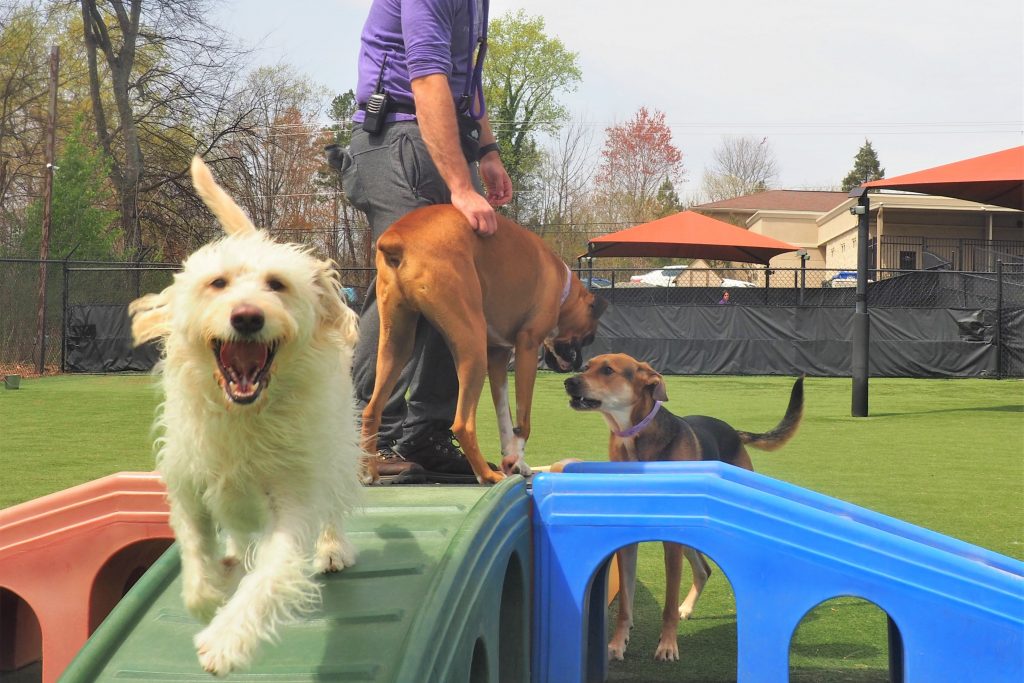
(614, 401, 663, 438)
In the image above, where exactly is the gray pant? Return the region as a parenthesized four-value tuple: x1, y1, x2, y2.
(339, 120, 482, 449)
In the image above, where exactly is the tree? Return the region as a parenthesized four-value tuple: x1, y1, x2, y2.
(842, 139, 885, 191)
(533, 116, 593, 230)
(19, 115, 121, 260)
(701, 136, 779, 201)
(79, 0, 249, 259)
(654, 178, 682, 218)
(216, 65, 328, 234)
(0, 3, 48, 237)
(595, 106, 684, 223)
(482, 9, 581, 221)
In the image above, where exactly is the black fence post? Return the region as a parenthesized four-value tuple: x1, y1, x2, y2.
(995, 260, 1003, 379)
(799, 251, 808, 306)
(61, 259, 69, 372)
(849, 187, 871, 417)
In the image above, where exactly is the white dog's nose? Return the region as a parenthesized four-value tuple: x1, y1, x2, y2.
(231, 305, 265, 335)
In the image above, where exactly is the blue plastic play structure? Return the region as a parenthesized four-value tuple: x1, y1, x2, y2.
(60, 464, 1023, 682)
(531, 461, 1024, 683)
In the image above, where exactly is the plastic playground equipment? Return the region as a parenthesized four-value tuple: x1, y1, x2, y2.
(2, 464, 1022, 682)
(0, 473, 172, 682)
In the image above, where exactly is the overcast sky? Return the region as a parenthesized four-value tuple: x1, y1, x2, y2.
(216, 0, 1024, 202)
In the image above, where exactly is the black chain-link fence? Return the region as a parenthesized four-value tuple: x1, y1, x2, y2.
(572, 265, 1024, 309)
(2, 259, 1022, 377)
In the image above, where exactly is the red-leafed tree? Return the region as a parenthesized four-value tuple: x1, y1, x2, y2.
(596, 106, 685, 223)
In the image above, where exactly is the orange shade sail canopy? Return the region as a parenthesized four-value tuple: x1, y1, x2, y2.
(586, 210, 799, 265)
(863, 145, 1024, 211)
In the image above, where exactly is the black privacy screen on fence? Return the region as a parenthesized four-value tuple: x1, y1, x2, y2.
(1, 260, 1020, 378)
(65, 305, 160, 372)
(587, 304, 999, 378)
(584, 269, 1024, 378)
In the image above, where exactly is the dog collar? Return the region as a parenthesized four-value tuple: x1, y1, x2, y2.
(614, 401, 663, 438)
(559, 264, 571, 306)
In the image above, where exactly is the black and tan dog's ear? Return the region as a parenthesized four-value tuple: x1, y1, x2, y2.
(639, 362, 669, 402)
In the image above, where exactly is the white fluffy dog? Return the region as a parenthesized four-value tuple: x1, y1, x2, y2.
(130, 157, 363, 676)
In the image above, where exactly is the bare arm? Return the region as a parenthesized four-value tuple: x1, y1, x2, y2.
(478, 114, 513, 207)
(411, 73, 498, 235)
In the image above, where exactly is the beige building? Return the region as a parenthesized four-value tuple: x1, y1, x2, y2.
(693, 190, 1024, 273)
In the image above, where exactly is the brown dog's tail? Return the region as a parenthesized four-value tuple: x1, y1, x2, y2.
(736, 375, 804, 452)
(376, 230, 404, 270)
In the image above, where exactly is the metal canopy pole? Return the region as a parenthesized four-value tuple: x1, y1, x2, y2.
(849, 187, 871, 417)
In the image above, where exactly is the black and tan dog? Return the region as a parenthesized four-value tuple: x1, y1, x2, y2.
(564, 353, 803, 661)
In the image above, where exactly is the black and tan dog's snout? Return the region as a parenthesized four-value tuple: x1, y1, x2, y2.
(564, 375, 584, 397)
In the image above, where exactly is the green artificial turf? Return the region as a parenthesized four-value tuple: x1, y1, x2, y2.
(2, 373, 1021, 681)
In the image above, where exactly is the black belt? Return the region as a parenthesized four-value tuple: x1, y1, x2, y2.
(357, 102, 416, 115)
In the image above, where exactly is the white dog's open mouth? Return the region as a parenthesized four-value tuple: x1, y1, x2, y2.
(212, 340, 279, 404)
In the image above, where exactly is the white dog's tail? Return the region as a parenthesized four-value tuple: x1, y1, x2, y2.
(190, 156, 257, 237)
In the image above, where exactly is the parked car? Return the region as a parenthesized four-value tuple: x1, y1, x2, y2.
(580, 276, 613, 289)
(629, 264, 688, 287)
(824, 271, 858, 288)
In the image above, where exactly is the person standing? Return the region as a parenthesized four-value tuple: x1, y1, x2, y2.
(327, 0, 513, 484)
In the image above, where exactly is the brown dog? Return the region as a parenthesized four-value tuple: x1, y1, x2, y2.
(362, 204, 607, 484)
(564, 353, 803, 661)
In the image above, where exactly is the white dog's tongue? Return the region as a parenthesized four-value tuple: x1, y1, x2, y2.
(220, 341, 268, 392)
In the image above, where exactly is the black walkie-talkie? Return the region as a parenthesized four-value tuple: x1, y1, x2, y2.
(362, 54, 390, 135)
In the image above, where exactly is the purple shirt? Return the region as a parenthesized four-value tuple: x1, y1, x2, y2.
(353, 0, 485, 124)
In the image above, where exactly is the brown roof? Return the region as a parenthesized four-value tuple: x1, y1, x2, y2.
(693, 190, 848, 213)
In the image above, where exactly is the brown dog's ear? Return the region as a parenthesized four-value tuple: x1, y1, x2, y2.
(129, 290, 172, 346)
(639, 362, 669, 402)
(591, 295, 609, 319)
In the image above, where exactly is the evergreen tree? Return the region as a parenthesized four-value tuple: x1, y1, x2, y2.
(655, 178, 682, 218)
(18, 116, 121, 260)
(841, 139, 885, 191)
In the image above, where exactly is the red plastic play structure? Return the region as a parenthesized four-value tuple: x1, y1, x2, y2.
(0, 472, 172, 682)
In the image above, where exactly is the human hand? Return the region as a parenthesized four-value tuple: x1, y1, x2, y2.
(480, 155, 513, 207)
(451, 188, 498, 236)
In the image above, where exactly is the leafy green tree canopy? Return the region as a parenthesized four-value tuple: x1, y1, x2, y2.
(842, 139, 886, 191)
(483, 9, 582, 219)
(19, 116, 121, 260)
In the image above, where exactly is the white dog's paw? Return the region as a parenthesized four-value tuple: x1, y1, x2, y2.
(183, 580, 228, 624)
(194, 623, 254, 677)
(314, 533, 357, 573)
(678, 603, 694, 620)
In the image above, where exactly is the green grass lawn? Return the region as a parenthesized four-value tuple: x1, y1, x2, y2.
(2, 373, 1022, 681)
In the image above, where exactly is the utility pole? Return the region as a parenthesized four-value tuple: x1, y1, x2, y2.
(35, 46, 59, 375)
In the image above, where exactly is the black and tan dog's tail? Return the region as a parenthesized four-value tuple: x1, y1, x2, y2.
(736, 375, 804, 452)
